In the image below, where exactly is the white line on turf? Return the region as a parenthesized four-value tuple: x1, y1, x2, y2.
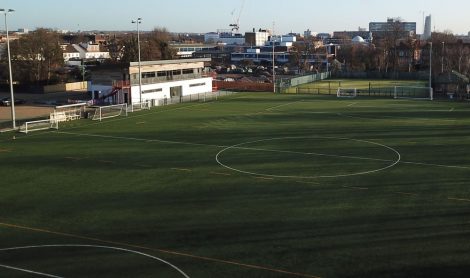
(265, 100, 304, 111)
(0, 244, 190, 278)
(216, 136, 401, 179)
(55, 131, 470, 173)
(0, 264, 63, 278)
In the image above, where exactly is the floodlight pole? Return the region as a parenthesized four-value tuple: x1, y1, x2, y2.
(1, 8, 16, 129)
(132, 18, 142, 104)
(272, 21, 276, 93)
(441, 41, 445, 73)
(429, 42, 433, 100)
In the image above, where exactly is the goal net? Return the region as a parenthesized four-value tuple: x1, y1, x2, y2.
(127, 101, 151, 113)
(91, 103, 128, 121)
(394, 86, 433, 100)
(19, 119, 59, 134)
(51, 103, 87, 122)
(337, 87, 357, 98)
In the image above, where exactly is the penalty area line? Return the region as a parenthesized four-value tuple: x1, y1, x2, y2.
(0, 222, 321, 278)
(0, 263, 63, 278)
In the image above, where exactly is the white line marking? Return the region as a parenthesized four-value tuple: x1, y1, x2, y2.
(347, 102, 358, 107)
(0, 264, 64, 278)
(0, 244, 190, 278)
(265, 100, 304, 111)
(395, 191, 418, 196)
(342, 185, 368, 190)
(448, 197, 470, 202)
(56, 131, 470, 172)
(216, 136, 401, 179)
(401, 160, 470, 170)
(56, 131, 226, 149)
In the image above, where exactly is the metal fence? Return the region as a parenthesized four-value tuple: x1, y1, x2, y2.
(278, 72, 331, 93)
(293, 86, 396, 97)
(154, 90, 240, 106)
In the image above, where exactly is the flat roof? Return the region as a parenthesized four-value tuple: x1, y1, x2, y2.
(130, 58, 211, 67)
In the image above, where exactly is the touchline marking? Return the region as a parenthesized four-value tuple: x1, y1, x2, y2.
(0, 223, 321, 278)
(265, 100, 304, 111)
(0, 264, 63, 278)
(0, 244, 190, 278)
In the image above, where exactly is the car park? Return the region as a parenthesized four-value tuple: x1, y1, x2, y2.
(0, 97, 26, 106)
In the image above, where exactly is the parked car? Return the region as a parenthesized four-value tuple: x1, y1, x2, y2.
(0, 97, 26, 106)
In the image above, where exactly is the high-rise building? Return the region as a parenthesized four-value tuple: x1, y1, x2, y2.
(422, 15, 432, 40)
(369, 18, 416, 34)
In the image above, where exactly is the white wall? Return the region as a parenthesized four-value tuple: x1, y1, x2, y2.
(130, 77, 213, 104)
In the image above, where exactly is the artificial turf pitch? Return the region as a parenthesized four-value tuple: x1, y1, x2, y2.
(1, 91, 470, 277)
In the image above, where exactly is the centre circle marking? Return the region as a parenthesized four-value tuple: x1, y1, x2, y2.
(215, 136, 401, 179)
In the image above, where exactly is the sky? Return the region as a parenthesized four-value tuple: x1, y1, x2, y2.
(1, 0, 470, 35)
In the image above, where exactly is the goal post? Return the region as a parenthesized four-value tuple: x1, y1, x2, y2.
(19, 119, 59, 134)
(127, 101, 151, 113)
(91, 103, 128, 121)
(53, 103, 87, 122)
(337, 87, 357, 98)
(394, 86, 433, 100)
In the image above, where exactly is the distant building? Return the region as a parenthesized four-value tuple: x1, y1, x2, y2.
(171, 43, 218, 58)
(304, 29, 313, 39)
(422, 15, 432, 40)
(61, 44, 81, 62)
(204, 30, 245, 45)
(17, 28, 29, 34)
(73, 43, 110, 60)
(369, 18, 416, 34)
(245, 29, 271, 46)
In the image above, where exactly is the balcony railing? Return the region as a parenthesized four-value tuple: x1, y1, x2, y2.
(130, 73, 206, 86)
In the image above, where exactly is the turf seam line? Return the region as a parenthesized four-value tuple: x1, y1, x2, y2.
(0, 222, 321, 278)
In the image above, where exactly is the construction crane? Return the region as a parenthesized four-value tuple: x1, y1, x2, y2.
(229, 0, 245, 33)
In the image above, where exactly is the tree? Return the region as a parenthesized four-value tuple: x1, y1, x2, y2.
(121, 27, 176, 63)
(7, 28, 64, 84)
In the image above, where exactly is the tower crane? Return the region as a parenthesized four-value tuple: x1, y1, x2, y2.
(229, 0, 245, 33)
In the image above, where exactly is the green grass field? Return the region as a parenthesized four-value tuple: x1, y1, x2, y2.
(1, 90, 470, 278)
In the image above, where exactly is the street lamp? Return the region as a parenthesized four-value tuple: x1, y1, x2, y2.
(1, 8, 16, 129)
(131, 17, 142, 104)
(441, 41, 445, 73)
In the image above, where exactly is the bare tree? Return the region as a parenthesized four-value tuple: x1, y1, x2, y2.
(8, 28, 64, 84)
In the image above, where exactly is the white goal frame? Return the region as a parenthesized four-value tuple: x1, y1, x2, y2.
(337, 87, 357, 98)
(20, 119, 59, 134)
(127, 101, 151, 113)
(91, 103, 128, 121)
(394, 86, 433, 100)
(51, 103, 87, 122)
